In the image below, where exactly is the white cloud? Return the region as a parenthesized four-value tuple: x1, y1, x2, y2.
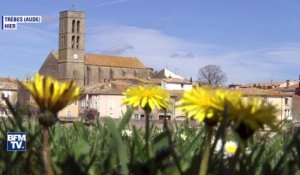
(102, 44, 134, 55)
(86, 25, 214, 77)
(86, 24, 300, 84)
(92, 0, 130, 8)
(1, 20, 299, 84)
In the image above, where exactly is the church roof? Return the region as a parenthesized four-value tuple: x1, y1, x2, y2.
(52, 51, 148, 69)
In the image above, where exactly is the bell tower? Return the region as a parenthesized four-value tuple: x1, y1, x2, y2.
(57, 10, 85, 86)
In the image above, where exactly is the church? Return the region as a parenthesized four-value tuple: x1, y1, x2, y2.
(39, 10, 153, 87)
(26, 10, 188, 119)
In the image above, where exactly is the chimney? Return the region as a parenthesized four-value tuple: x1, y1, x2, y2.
(286, 80, 290, 88)
(299, 75, 300, 88)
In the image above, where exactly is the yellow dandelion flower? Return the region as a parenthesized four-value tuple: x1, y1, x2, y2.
(20, 73, 81, 126)
(178, 86, 241, 125)
(123, 85, 170, 112)
(228, 97, 277, 139)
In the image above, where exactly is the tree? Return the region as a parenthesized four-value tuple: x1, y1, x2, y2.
(83, 108, 99, 121)
(198, 65, 227, 86)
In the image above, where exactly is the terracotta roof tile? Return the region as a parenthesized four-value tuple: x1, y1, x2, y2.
(0, 78, 18, 90)
(85, 53, 147, 69)
(52, 51, 148, 69)
(83, 83, 126, 95)
(242, 82, 284, 87)
(229, 88, 292, 97)
(275, 84, 299, 91)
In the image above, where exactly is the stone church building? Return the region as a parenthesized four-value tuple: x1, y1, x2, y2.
(39, 10, 152, 87)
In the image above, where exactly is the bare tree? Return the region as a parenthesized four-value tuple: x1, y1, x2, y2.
(198, 65, 227, 86)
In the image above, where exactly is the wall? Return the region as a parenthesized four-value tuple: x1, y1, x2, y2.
(242, 96, 292, 122)
(58, 101, 79, 118)
(161, 81, 192, 91)
(83, 94, 127, 118)
(85, 65, 151, 85)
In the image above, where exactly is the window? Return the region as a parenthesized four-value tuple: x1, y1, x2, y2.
(81, 100, 85, 107)
(67, 111, 72, 117)
(134, 114, 139, 120)
(98, 68, 101, 82)
(110, 68, 114, 79)
(109, 101, 114, 110)
(72, 20, 75, 33)
(71, 35, 75, 49)
(94, 101, 98, 108)
(87, 66, 91, 85)
(76, 36, 80, 49)
(287, 109, 290, 117)
(77, 20, 80, 33)
(181, 84, 184, 88)
(159, 115, 171, 120)
(2, 91, 11, 98)
(285, 98, 289, 105)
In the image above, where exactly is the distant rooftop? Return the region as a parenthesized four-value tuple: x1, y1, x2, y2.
(0, 78, 18, 91)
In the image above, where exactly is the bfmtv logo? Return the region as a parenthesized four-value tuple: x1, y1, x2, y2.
(7, 132, 26, 151)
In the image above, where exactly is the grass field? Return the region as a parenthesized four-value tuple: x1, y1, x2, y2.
(0, 108, 299, 175)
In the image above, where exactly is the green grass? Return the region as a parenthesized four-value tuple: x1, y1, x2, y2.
(0, 108, 300, 175)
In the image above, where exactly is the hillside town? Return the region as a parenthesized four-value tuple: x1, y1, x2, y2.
(2, 3, 300, 174)
(0, 10, 299, 127)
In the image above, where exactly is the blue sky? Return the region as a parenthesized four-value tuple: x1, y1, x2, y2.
(1, 0, 300, 84)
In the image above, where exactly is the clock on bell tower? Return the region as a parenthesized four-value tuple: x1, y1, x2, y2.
(57, 10, 85, 86)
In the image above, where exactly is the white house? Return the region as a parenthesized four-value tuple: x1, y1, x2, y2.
(0, 78, 18, 117)
(161, 78, 193, 91)
(153, 68, 184, 79)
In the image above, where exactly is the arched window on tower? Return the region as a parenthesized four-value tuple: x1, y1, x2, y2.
(72, 20, 75, 33)
(77, 20, 80, 33)
(76, 36, 80, 49)
(60, 36, 65, 48)
(71, 35, 75, 49)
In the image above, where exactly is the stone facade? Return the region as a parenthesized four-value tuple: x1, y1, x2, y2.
(85, 65, 151, 85)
